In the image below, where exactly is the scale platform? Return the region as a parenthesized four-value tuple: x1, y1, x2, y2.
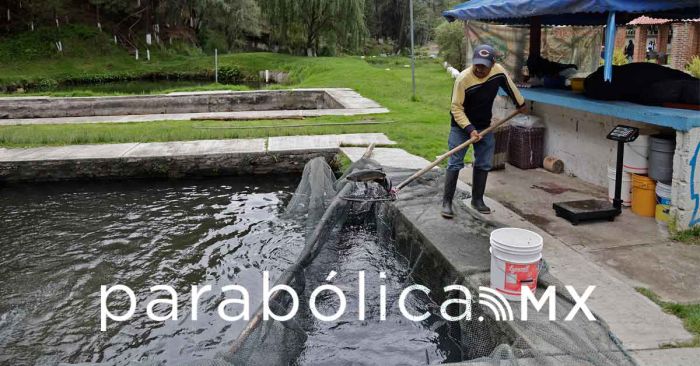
(553, 125, 639, 226)
(553, 200, 620, 226)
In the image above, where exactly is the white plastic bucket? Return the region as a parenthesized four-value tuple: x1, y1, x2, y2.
(490, 228, 543, 301)
(624, 135, 650, 175)
(656, 182, 672, 206)
(607, 166, 632, 207)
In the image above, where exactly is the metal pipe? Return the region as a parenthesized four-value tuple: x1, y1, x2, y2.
(604, 12, 616, 82)
(409, 0, 416, 100)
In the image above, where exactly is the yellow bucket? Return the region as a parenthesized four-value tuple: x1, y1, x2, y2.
(571, 78, 585, 92)
(631, 174, 656, 217)
(655, 204, 671, 225)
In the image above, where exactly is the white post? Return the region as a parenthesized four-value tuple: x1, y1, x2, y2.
(146, 49, 150, 61)
(135, 49, 139, 60)
(215, 49, 219, 84)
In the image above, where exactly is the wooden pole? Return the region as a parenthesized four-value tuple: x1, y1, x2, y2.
(393, 110, 521, 193)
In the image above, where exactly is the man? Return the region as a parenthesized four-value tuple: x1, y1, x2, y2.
(624, 40, 634, 62)
(442, 44, 526, 218)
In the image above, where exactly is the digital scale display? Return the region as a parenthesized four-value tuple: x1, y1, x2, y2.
(607, 125, 639, 143)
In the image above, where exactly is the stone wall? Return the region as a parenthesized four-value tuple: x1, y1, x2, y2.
(671, 22, 700, 70)
(0, 150, 338, 183)
(534, 103, 667, 187)
(671, 128, 700, 229)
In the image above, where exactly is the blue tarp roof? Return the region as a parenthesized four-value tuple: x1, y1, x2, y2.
(443, 0, 700, 25)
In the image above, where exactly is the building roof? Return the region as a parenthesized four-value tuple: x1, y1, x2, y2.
(444, 0, 700, 25)
(628, 16, 671, 26)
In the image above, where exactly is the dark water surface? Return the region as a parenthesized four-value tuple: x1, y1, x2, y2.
(0, 177, 457, 365)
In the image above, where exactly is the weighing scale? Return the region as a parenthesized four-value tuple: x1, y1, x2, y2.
(553, 125, 640, 225)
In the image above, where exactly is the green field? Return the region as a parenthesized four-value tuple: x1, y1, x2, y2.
(0, 52, 466, 164)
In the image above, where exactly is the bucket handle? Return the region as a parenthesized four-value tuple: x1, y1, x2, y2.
(627, 144, 648, 159)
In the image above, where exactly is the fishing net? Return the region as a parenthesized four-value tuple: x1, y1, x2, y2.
(220, 154, 636, 366)
(224, 156, 395, 365)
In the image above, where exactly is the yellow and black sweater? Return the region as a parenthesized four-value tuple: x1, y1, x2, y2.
(450, 63, 525, 134)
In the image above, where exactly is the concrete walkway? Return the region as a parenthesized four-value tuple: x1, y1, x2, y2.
(0, 108, 390, 126)
(341, 147, 433, 170)
(343, 147, 697, 364)
(0, 133, 395, 162)
(0, 134, 396, 182)
(459, 164, 700, 305)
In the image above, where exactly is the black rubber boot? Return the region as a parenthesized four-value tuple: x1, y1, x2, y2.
(441, 170, 459, 219)
(471, 168, 491, 214)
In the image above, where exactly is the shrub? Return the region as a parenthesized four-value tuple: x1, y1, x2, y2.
(435, 21, 466, 69)
(37, 78, 58, 91)
(218, 65, 243, 84)
(613, 49, 629, 66)
(686, 56, 700, 78)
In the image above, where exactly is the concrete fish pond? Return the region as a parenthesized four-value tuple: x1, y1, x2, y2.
(0, 88, 388, 125)
(0, 149, 637, 366)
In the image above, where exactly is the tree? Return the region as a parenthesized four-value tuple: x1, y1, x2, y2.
(261, 0, 366, 56)
(194, 0, 262, 51)
(435, 20, 465, 68)
(363, 0, 454, 54)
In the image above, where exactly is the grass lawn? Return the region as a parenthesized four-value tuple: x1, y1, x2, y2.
(671, 225, 700, 245)
(637, 288, 700, 347)
(0, 53, 466, 164)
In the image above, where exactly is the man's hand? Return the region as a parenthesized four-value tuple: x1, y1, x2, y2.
(517, 104, 529, 115)
(470, 130, 482, 142)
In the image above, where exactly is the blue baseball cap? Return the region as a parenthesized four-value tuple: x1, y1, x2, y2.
(473, 45, 496, 68)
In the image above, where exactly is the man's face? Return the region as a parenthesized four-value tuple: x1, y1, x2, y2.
(472, 64, 492, 78)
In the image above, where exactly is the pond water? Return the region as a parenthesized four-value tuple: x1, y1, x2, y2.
(0, 177, 459, 365)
